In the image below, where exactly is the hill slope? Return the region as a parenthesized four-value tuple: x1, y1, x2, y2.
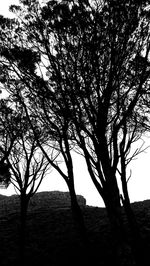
(0, 191, 150, 266)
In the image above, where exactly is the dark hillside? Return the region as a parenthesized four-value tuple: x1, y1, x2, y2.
(0, 192, 150, 266)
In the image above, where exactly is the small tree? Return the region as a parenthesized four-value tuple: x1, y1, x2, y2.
(0, 99, 51, 263)
(8, 136, 50, 260)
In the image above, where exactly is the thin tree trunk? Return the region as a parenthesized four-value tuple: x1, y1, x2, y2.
(122, 195, 148, 266)
(68, 179, 88, 243)
(121, 159, 148, 266)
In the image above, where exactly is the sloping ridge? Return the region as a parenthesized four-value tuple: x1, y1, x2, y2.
(30, 191, 86, 210)
(0, 191, 86, 214)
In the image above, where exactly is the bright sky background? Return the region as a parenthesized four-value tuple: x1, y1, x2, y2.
(0, 0, 19, 17)
(0, 1, 150, 207)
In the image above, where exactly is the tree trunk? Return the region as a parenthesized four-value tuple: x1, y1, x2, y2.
(67, 179, 94, 265)
(122, 195, 148, 266)
(19, 194, 29, 266)
(102, 181, 127, 266)
(121, 169, 148, 266)
(68, 179, 88, 243)
(103, 177, 125, 235)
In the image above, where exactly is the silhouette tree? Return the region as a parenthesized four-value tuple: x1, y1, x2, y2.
(0, 2, 88, 245)
(15, 73, 88, 247)
(0, 98, 51, 264)
(5, 114, 51, 265)
(1, 0, 150, 264)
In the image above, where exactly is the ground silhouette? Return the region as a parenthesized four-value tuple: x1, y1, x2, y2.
(0, 191, 150, 265)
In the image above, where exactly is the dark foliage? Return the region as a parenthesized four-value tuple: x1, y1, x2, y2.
(0, 162, 11, 188)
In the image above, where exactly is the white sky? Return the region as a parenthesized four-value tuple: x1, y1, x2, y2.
(0, 0, 19, 17)
(1, 1, 150, 207)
